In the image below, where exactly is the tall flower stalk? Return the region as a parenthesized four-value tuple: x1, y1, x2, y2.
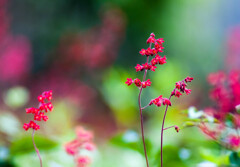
(23, 90, 54, 167)
(125, 33, 193, 167)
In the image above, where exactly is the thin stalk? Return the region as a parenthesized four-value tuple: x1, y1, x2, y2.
(32, 130, 42, 167)
(163, 125, 176, 131)
(160, 91, 174, 167)
(138, 56, 150, 167)
(141, 105, 150, 110)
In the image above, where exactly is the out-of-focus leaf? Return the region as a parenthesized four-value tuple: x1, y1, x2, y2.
(200, 149, 229, 165)
(152, 145, 187, 167)
(101, 68, 138, 126)
(0, 161, 15, 167)
(3, 86, 29, 108)
(110, 130, 152, 156)
(184, 118, 201, 122)
(10, 135, 58, 155)
(225, 114, 234, 128)
(230, 152, 240, 166)
(182, 121, 196, 127)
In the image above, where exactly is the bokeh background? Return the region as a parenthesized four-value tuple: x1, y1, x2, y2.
(1, 0, 240, 167)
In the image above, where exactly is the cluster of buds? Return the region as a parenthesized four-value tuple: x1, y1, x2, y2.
(65, 126, 96, 167)
(135, 55, 166, 72)
(149, 96, 172, 107)
(148, 76, 193, 108)
(23, 90, 53, 131)
(172, 77, 193, 97)
(125, 78, 151, 88)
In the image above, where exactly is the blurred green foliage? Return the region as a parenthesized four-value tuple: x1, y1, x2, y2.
(10, 135, 57, 155)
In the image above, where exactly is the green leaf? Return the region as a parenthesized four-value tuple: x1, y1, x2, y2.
(230, 152, 240, 166)
(10, 135, 58, 155)
(0, 161, 15, 167)
(182, 121, 196, 127)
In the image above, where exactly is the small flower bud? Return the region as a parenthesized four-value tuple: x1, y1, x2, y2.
(175, 126, 180, 133)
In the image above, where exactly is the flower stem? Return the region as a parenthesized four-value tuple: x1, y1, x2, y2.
(163, 125, 176, 131)
(141, 105, 150, 110)
(138, 56, 150, 167)
(32, 130, 42, 167)
(160, 93, 173, 167)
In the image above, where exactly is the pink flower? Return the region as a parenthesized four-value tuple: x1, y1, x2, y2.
(146, 37, 155, 44)
(84, 142, 96, 151)
(150, 33, 155, 37)
(145, 48, 153, 56)
(154, 42, 162, 49)
(174, 90, 182, 98)
(156, 38, 165, 45)
(151, 58, 158, 66)
(65, 140, 80, 155)
(149, 95, 163, 107)
(229, 135, 240, 148)
(76, 127, 94, 142)
(125, 78, 133, 86)
(184, 88, 192, 95)
(139, 49, 146, 56)
(23, 123, 29, 131)
(135, 64, 143, 72)
(185, 76, 194, 83)
(134, 78, 142, 87)
(142, 63, 151, 70)
(175, 82, 181, 89)
(142, 79, 151, 88)
(65, 126, 96, 167)
(159, 55, 167, 65)
(150, 65, 157, 71)
(76, 156, 91, 167)
(162, 98, 171, 106)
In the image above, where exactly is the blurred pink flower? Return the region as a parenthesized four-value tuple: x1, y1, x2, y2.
(55, 8, 126, 71)
(65, 126, 95, 167)
(199, 70, 240, 150)
(0, 0, 31, 84)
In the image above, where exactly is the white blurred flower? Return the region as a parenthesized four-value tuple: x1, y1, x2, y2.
(197, 161, 217, 167)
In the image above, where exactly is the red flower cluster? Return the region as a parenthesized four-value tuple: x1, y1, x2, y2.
(139, 33, 164, 56)
(125, 33, 167, 89)
(23, 90, 53, 131)
(172, 77, 193, 97)
(135, 55, 166, 72)
(65, 126, 95, 167)
(149, 77, 193, 107)
(197, 70, 240, 150)
(206, 71, 240, 120)
(149, 96, 171, 107)
(125, 78, 151, 88)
